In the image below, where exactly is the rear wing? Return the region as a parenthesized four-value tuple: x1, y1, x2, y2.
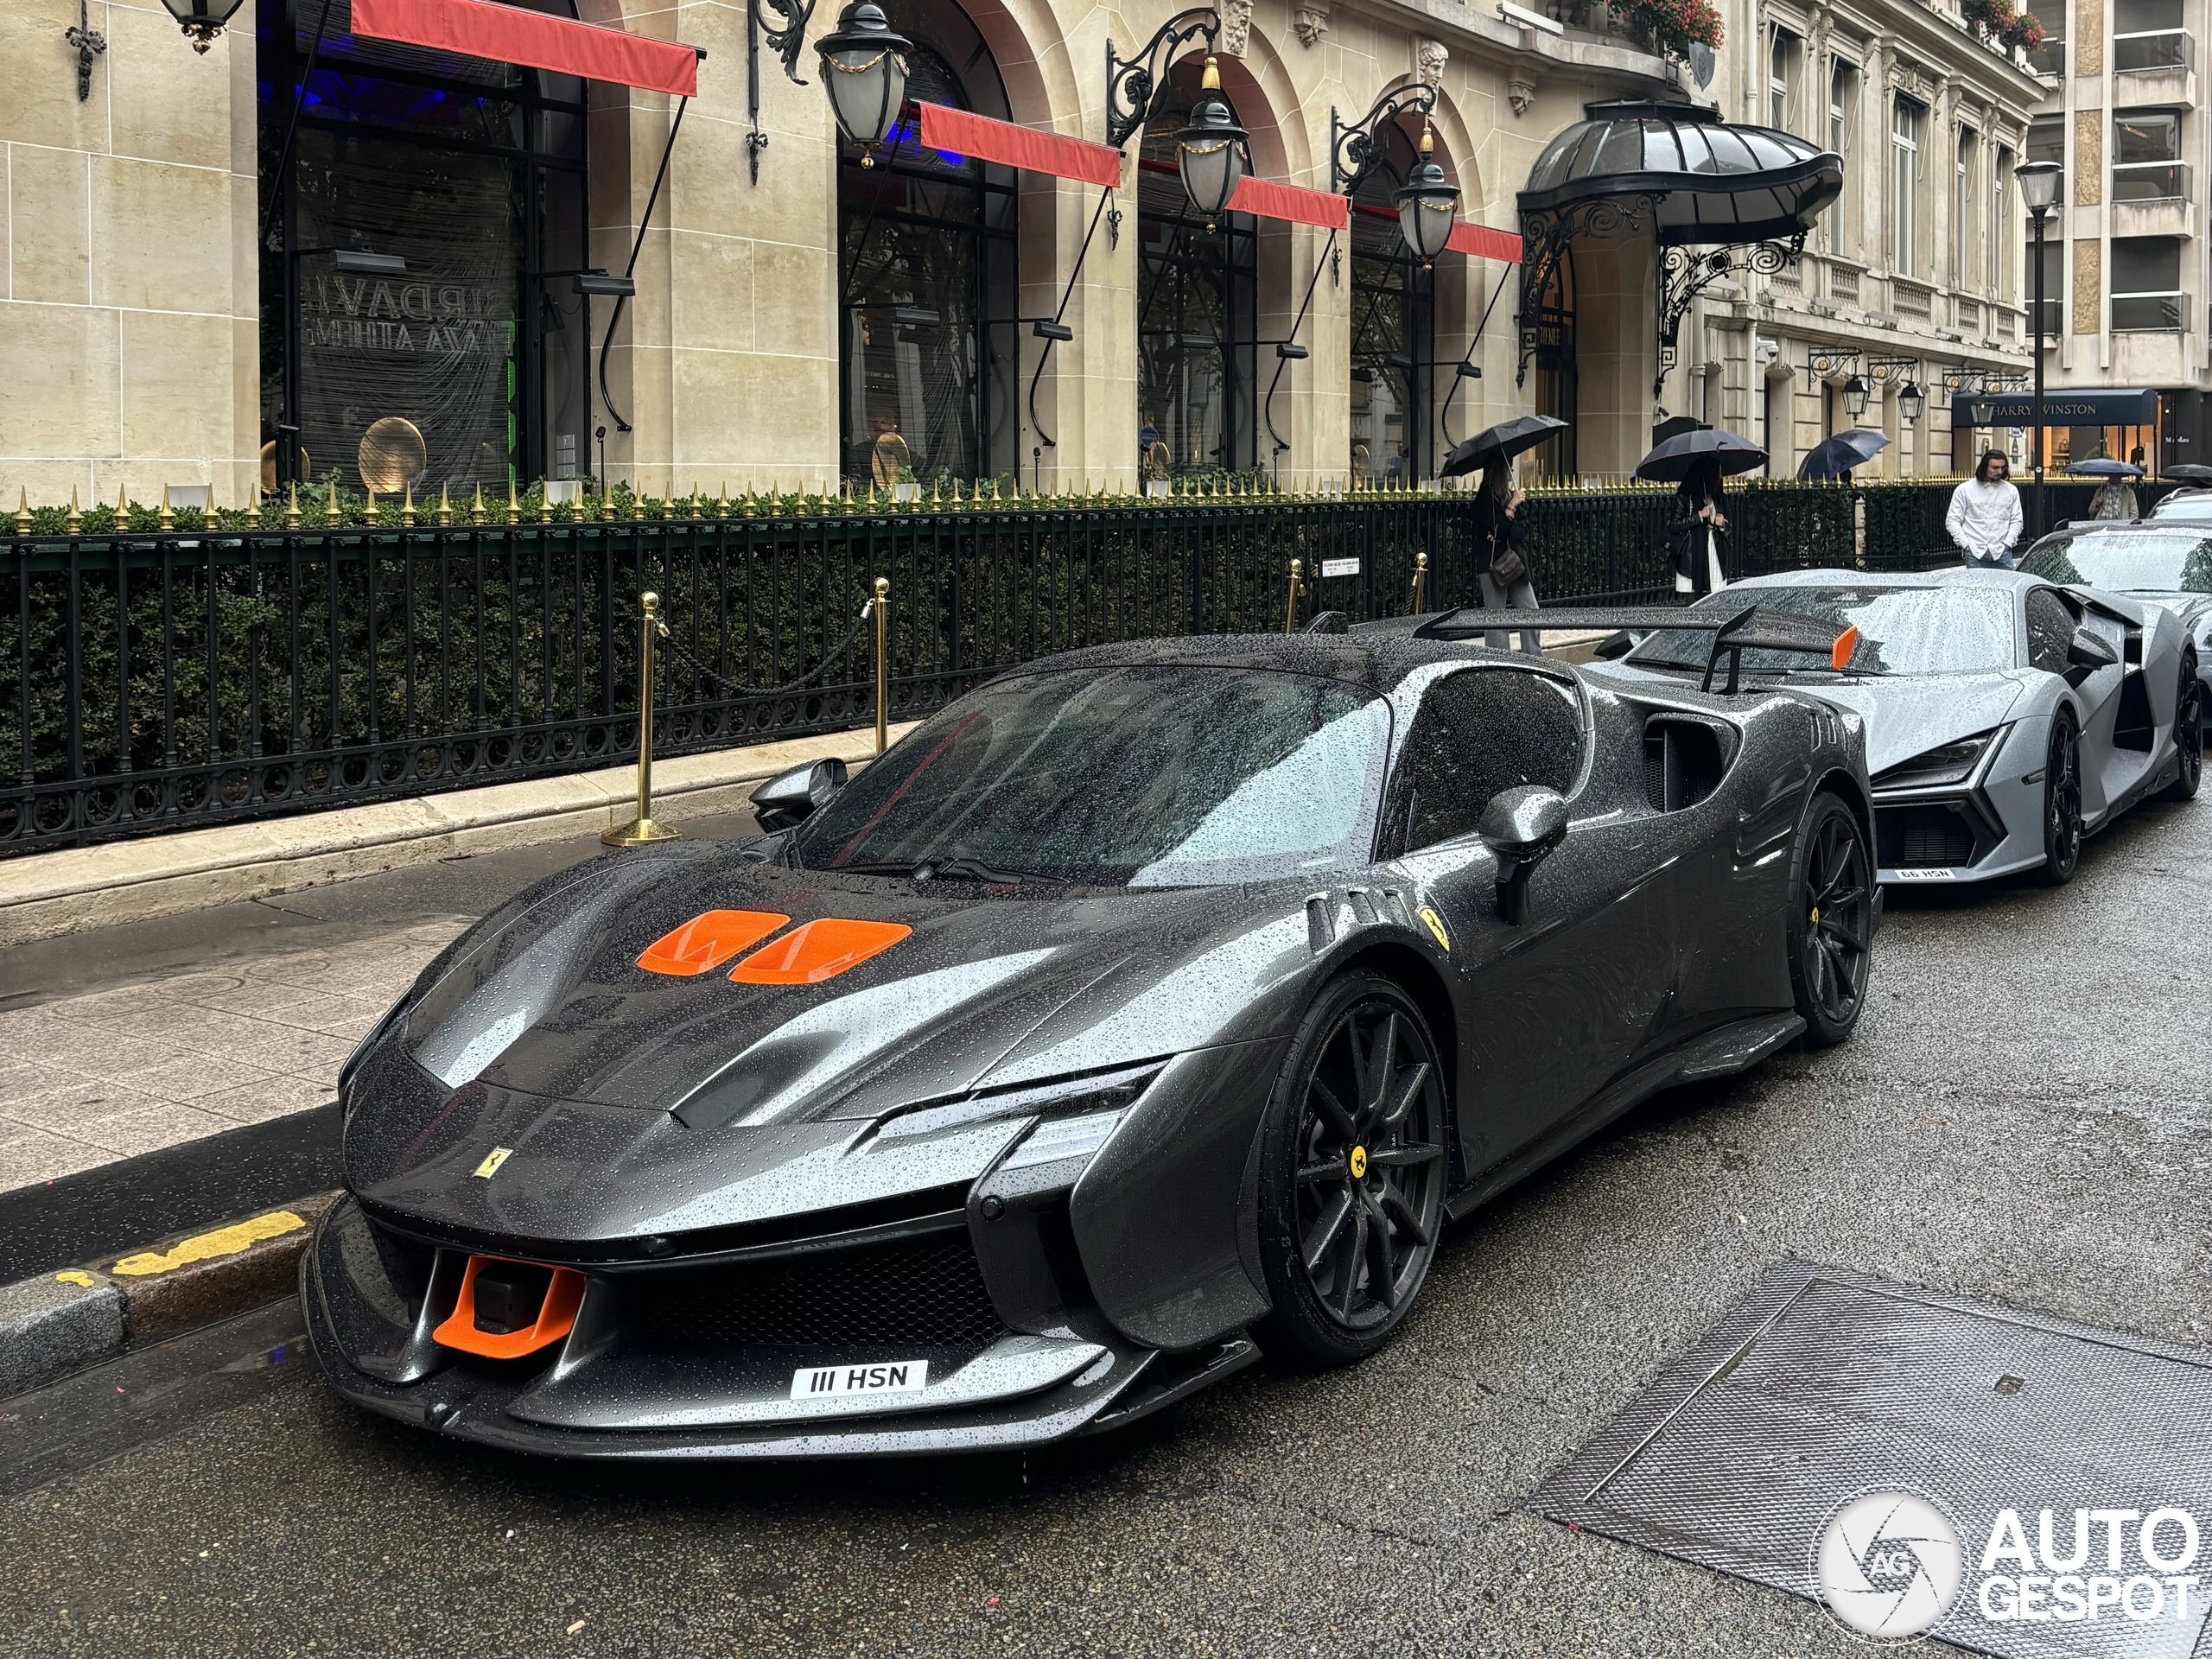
(1414, 605, 1859, 694)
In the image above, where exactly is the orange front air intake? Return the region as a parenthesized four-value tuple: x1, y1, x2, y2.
(431, 1255, 587, 1359)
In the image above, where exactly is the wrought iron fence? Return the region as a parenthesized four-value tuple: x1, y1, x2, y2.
(0, 479, 2067, 853)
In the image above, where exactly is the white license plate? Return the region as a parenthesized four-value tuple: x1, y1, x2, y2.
(1886, 868, 1958, 882)
(790, 1359, 931, 1400)
(1320, 557, 1360, 578)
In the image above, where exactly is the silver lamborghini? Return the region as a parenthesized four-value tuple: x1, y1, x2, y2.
(1607, 567, 2202, 887)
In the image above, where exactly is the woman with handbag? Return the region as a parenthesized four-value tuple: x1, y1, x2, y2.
(1667, 458, 1731, 594)
(1471, 462, 1539, 653)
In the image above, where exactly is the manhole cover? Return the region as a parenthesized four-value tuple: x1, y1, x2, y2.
(1529, 1261, 2212, 1656)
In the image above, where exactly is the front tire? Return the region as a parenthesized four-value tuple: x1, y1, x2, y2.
(1254, 973, 1448, 1369)
(2038, 715, 2084, 885)
(2162, 659, 2202, 802)
(1785, 792, 1872, 1048)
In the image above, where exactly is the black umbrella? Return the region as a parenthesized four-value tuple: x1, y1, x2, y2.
(1440, 415, 1568, 479)
(2063, 458, 2143, 478)
(1796, 428, 1890, 480)
(1634, 428, 1767, 483)
(2164, 463, 2212, 484)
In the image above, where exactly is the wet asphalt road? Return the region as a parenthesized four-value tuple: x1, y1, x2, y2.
(3, 794, 2209, 1657)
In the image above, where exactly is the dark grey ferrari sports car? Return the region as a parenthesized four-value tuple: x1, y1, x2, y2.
(306, 614, 1878, 1459)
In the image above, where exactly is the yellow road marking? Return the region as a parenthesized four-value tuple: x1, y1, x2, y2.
(109, 1211, 306, 1277)
(52, 1269, 97, 1288)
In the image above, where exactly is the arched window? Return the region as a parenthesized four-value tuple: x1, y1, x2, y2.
(1348, 120, 1436, 483)
(1136, 60, 1259, 478)
(257, 0, 589, 493)
(836, 0, 1018, 490)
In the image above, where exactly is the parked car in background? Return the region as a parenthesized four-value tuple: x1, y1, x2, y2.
(1608, 568, 2201, 888)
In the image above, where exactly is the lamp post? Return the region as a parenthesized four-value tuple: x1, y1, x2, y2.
(2017, 159, 2063, 537)
(158, 0, 245, 51)
(816, 1, 912, 166)
(1173, 57, 1247, 231)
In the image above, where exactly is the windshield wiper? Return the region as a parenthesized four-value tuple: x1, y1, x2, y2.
(823, 856, 1062, 884)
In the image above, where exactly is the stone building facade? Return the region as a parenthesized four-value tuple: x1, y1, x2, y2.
(2, 0, 1684, 506)
(1662, 0, 2044, 479)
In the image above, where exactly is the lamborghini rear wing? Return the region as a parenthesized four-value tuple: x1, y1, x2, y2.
(1414, 605, 1859, 694)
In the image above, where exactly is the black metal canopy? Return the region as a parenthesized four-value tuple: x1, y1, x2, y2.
(1522, 101, 1841, 245)
(1516, 102, 1844, 390)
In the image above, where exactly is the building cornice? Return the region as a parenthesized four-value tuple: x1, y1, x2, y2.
(1332, 0, 1677, 97)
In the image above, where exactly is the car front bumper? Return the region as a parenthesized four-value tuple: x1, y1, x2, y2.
(1874, 718, 2052, 887)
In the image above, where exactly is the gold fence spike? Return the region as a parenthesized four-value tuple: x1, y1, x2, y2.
(367, 488, 378, 521)
(401, 481, 416, 527)
(538, 480, 551, 525)
(285, 481, 302, 530)
(326, 479, 342, 526)
(159, 485, 175, 533)
(13, 488, 29, 537)
(67, 487, 82, 535)
(507, 476, 520, 524)
(471, 483, 486, 526)
(436, 482, 454, 526)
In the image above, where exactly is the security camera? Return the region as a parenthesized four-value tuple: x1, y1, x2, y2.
(1755, 337, 1782, 365)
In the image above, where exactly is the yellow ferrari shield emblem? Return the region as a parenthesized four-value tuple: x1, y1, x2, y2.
(1418, 906, 1451, 953)
(473, 1147, 513, 1179)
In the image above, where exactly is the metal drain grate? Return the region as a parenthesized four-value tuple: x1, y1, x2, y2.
(1528, 1260, 2212, 1658)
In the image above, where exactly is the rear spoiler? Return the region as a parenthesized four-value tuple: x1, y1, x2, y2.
(1414, 605, 1859, 694)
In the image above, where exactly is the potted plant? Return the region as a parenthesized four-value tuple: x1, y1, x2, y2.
(1613, 0, 1722, 60)
(2002, 10, 2045, 61)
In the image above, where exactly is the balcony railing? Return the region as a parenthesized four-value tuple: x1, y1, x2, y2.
(2113, 29, 2191, 70)
(2112, 290, 2193, 331)
(2113, 161, 2191, 202)
(2028, 37, 2065, 75)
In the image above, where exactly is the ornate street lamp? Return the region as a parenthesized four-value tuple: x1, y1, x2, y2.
(1173, 57, 1247, 229)
(159, 0, 246, 52)
(1395, 121, 1460, 268)
(1843, 374, 1871, 419)
(1898, 379, 1925, 422)
(2017, 158, 2063, 537)
(816, 1, 912, 167)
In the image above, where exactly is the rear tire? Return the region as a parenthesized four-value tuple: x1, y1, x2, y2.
(1785, 792, 1872, 1048)
(2162, 659, 2202, 802)
(2038, 715, 2083, 885)
(1253, 973, 1448, 1370)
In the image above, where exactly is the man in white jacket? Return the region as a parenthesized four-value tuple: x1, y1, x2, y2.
(1946, 449, 2025, 568)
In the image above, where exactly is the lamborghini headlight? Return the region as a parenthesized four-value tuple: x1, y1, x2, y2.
(1873, 728, 2003, 791)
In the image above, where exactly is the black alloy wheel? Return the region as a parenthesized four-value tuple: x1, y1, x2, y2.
(1255, 974, 1448, 1367)
(2163, 662, 2202, 802)
(2039, 715, 2083, 885)
(1785, 793, 1872, 1047)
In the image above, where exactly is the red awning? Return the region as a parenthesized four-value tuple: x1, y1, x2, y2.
(350, 0, 699, 97)
(1224, 177, 1350, 232)
(918, 104, 1122, 189)
(1447, 221, 1524, 264)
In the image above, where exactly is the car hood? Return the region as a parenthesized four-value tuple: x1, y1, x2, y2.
(340, 845, 1314, 1241)
(1794, 672, 2034, 777)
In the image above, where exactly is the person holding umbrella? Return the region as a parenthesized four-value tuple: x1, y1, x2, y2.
(1633, 428, 1769, 594)
(2068, 456, 2143, 520)
(1441, 414, 1566, 651)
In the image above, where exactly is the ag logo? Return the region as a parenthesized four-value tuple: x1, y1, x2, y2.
(1815, 1491, 1966, 1641)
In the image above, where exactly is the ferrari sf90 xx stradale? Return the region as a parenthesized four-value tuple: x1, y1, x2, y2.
(306, 619, 1877, 1459)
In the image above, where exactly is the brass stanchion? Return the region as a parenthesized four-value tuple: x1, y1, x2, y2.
(873, 575, 890, 755)
(602, 591, 683, 847)
(1282, 557, 1306, 633)
(1409, 550, 1428, 614)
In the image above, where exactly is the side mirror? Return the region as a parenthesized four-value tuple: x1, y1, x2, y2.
(1593, 630, 1636, 660)
(750, 757, 849, 833)
(2065, 626, 2119, 683)
(1477, 785, 1569, 926)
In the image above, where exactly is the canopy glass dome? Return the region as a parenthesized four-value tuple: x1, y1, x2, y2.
(1521, 100, 1842, 245)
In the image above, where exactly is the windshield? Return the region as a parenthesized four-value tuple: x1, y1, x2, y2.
(2150, 493, 2212, 524)
(794, 665, 1392, 887)
(1626, 586, 2018, 677)
(2021, 531, 2212, 593)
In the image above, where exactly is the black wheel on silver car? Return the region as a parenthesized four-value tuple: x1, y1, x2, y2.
(1255, 973, 1448, 1368)
(2039, 714, 2083, 885)
(1785, 793, 1872, 1048)
(2162, 661, 2201, 802)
